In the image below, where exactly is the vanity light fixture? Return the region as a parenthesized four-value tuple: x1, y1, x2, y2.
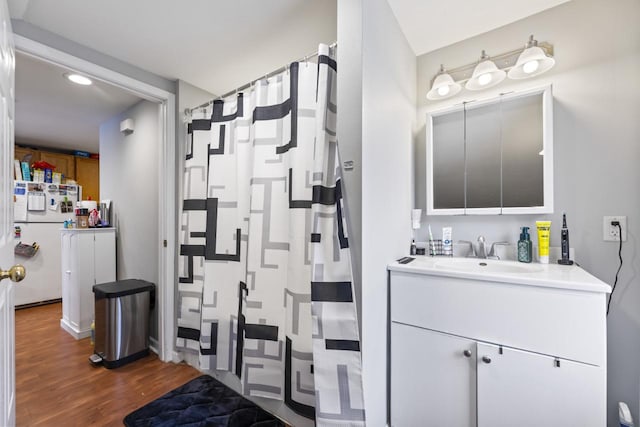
(64, 73, 92, 86)
(426, 65, 461, 100)
(508, 35, 556, 79)
(465, 51, 506, 91)
(426, 35, 555, 101)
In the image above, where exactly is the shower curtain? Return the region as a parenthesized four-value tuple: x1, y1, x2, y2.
(176, 44, 365, 426)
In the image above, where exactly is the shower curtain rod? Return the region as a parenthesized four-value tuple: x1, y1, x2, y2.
(188, 42, 337, 113)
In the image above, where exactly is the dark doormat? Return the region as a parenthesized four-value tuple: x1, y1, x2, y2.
(123, 375, 286, 427)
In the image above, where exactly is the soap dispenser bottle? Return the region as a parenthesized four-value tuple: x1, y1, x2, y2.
(517, 227, 532, 263)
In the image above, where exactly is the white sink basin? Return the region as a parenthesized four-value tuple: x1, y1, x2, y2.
(434, 258, 544, 274)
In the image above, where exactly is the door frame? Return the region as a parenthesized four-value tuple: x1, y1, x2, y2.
(13, 35, 176, 362)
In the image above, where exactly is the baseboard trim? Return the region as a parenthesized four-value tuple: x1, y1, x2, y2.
(16, 298, 62, 310)
(149, 337, 159, 355)
(60, 318, 91, 340)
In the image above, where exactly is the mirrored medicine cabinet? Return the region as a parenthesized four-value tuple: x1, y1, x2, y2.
(426, 85, 553, 215)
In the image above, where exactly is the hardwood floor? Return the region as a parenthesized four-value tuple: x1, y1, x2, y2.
(15, 303, 200, 426)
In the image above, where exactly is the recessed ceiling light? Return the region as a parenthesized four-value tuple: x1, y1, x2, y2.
(65, 73, 92, 86)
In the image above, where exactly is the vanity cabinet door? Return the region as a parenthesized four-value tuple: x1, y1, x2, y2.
(391, 323, 476, 427)
(476, 342, 604, 427)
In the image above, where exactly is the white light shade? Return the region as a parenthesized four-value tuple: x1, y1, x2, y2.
(427, 72, 461, 100)
(465, 59, 506, 91)
(65, 73, 92, 85)
(508, 45, 555, 79)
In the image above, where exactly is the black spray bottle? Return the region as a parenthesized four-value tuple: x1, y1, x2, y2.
(558, 213, 574, 265)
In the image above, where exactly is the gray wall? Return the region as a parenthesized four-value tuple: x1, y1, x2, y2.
(415, 1, 640, 424)
(99, 100, 160, 340)
(360, 0, 417, 424)
(338, 0, 417, 422)
(337, 0, 363, 334)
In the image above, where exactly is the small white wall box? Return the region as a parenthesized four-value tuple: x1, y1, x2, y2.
(120, 118, 134, 135)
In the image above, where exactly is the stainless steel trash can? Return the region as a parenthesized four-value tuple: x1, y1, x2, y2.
(92, 279, 155, 369)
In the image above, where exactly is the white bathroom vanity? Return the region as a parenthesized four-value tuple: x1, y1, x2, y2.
(388, 257, 610, 427)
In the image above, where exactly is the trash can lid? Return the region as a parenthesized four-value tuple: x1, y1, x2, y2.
(93, 279, 155, 298)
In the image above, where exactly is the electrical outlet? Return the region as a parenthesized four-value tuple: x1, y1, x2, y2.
(603, 216, 627, 242)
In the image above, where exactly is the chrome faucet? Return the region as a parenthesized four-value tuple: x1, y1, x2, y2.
(488, 241, 510, 259)
(459, 237, 510, 259)
(476, 236, 487, 259)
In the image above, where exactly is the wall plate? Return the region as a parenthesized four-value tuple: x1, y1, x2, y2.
(603, 216, 627, 242)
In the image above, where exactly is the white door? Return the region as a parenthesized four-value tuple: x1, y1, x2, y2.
(0, 1, 18, 425)
(391, 323, 476, 427)
(476, 342, 604, 427)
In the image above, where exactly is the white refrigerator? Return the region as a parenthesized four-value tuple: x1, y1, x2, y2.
(13, 181, 82, 306)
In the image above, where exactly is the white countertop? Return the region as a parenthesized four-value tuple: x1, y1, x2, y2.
(388, 256, 611, 293)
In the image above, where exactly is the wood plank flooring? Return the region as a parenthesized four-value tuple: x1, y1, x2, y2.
(15, 303, 200, 426)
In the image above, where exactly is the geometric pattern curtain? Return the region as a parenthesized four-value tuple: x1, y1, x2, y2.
(176, 44, 365, 426)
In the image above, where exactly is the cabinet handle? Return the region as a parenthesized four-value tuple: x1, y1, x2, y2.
(65, 270, 71, 274)
(482, 356, 492, 364)
(463, 350, 472, 358)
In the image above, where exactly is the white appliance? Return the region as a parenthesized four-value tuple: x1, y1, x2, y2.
(13, 180, 82, 306)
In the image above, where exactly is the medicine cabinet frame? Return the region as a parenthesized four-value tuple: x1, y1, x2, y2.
(426, 84, 554, 216)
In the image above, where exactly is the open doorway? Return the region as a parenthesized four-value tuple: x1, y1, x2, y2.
(13, 51, 145, 310)
(13, 35, 177, 363)
(12, 38, 178, 424)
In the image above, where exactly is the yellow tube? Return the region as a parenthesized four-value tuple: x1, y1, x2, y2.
(536, 221, 551, 264)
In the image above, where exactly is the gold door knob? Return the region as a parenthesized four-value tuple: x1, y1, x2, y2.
(0, 265, 26, 283)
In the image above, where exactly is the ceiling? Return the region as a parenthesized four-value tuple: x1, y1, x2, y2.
(8, 0, 570, 152)
(15, 52, 142, 152)
(9, 0, 338, 97)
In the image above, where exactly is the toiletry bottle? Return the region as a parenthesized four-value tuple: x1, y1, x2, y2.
(536, 221, 552, 264)
(442, 227, 453, 256)
(517, 227, 532, 263)
(410, 239, 417, 255)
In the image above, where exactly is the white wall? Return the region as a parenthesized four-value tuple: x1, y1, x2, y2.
(415, 1, 640, 424)
(99, 100, 160, 339)
(361, 0, 416, 424)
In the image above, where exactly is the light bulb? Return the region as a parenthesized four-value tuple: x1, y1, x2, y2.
(478, 73, 492, 86)
(437, 85, 450, 96)
(523, 60, 539, 74)
(66, 74, 92, 85)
